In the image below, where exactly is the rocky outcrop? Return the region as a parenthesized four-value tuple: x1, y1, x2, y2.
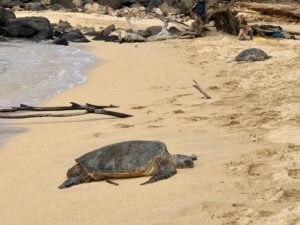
(0, 0, 24, 8)
(24, 2, 46, 11)
(0, 8, 16, 26)
(4, 17, 53, 39)
(51, 0, 77, 9)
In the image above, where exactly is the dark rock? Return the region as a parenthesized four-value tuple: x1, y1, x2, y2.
(137, 29, 151, 38)
(146, 26, 162, 36)
(93, 34, 119, 42)
(0, 36, 7, 41)
(168, 26, 181, 35)
(0, 26, 4, 35)
(24, 2, 46, 11)
(0, 8, 16, 26)
(0, 0, 24, 8)
(4, 16, 53, 39)
(96, 0, 123, 10)
(102, 24, 116, 36)
(50, 0, 76, 9)
(53, 38, 68, 45)
(93, 24, 116, 40)
(61, 31, 90, 42)
(55, 20, 72, 34)
(3, 25, 35, 38)
(49, 4, 61, 10)
(81, 26, 96, 35)
(7, 17, 51, 32)
(36, 27, 53, 39)
(96, 0, 152, 10)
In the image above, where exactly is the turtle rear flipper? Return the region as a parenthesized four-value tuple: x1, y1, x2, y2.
(58, 175, 91, 189)
(140, 163, 177, 185)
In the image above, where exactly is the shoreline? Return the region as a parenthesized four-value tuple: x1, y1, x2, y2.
(0, 11, 299, 225)
(0, 42, 96, 147)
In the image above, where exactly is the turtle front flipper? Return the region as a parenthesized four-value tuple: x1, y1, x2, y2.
(58, 175, 91, 189)
(140, 163, 177, 185)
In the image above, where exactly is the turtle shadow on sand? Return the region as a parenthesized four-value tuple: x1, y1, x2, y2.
(59, 140, 197, 189)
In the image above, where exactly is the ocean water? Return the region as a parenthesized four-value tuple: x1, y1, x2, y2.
(0, 40, 96, 145)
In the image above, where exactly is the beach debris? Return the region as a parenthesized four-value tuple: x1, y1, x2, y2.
(251, 24, 297, 40)
(58, 140, 197, 188)
(235, 48, 271, 62)
(193, 80, 212, 99)
(0, 102, 132, 119)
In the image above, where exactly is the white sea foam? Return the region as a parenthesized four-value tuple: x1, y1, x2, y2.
(0, 40, 95, 107)
(0, 40, 96, 144)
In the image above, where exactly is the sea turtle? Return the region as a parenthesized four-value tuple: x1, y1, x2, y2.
(235, 48, 271, 62)
(59, 140, 197, 189)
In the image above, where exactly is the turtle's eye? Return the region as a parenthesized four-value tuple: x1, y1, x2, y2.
(184, 160, 194, 168)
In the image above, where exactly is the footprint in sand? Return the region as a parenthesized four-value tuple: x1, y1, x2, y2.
(276, 189, 300, 203)
(287, 169, 300, 179)
(173, 109, 184, 114)
(184, 116, 208, 122)
(247, 163, 268, 176)
(149, 86, 170, 91)
(93, 132, 102, 138)
(147, 125, 163, 128)
(131, 106, 146, 110)
(255, 148, 277, 158)
(208, 86, 220, 90)
(115, 124, 135, 128)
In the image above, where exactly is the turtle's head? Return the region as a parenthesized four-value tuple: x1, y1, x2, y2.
(174, 154, 197, 168)
(67, 163, 84, 178)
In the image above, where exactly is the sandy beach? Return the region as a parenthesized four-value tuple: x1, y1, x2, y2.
(0, 10, 299, 225)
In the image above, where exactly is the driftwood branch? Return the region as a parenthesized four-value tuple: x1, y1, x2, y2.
(0, 102, 118, 112)
(193, 80, 211, 99)
(0, 112, 89, 119)
(0, 102, 132, 119)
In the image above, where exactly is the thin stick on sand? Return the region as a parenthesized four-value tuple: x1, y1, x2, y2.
(193, 80, 211, 99)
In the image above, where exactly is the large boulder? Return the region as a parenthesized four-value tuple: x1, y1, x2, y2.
(0, 8, 16, 26)
(4, 17, 53, 39)
(0, 0, 24, 8)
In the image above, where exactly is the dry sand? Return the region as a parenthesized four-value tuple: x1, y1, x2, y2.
(0, 11, 299, 225)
